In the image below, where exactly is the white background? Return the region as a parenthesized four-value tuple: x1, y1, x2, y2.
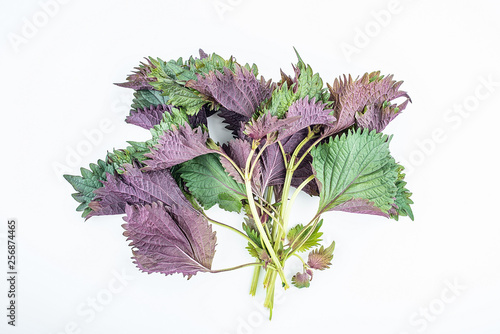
(1, 0, 499, 333)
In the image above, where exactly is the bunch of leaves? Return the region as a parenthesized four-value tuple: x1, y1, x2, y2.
(65, 48, 414, 318)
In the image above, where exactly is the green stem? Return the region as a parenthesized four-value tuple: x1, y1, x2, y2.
(211, 262, 261, 273)
(283, 175, 315, 226)
(215, 151, 245, 180)
(293, 253, 307, 268)
(206, 216, 259, 249)
(264, 270, 277, 320)
(245, 146, 289, 289)
(275, 130, 316, 252)
(249, 265, 261, 296)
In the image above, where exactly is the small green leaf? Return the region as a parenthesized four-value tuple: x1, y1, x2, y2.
(64, 160, 114, 218)
(287, 220, 323, 253)
(176, 153, 247, 212)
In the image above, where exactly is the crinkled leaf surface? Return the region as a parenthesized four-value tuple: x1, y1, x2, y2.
(327, 72, 410, 133)
(143, 124, 214, 170)
(176, 153, 247, 212)
(186, 64, 272, 118)
(126, 104, 173, 129)
(88, 165, 191, 218)
(311, 129, 410, 218)
(123, 201, 216, 277)
(131, 89, 169, 111)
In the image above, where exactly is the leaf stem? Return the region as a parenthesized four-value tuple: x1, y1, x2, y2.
(210, 262, 262, 273)
(245, 146, 289, 289)
(249, 265, 261, 296)
(205, 216, 260, 249)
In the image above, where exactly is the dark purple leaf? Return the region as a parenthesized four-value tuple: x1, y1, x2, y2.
(220, 139, 261, 191)
(218, 106, 249, 138)
(88, 165, 190, 218)
(126, 104, 173, 129)
(244, 112, 299, 140)
(143, 125, 214, 170)
(244, 98, 334, 142)
(186, 64, 272, 117)
(123, 201, 216, 277)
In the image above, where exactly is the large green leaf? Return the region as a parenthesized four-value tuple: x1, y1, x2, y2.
(311, 129, 406, 217)
(175, 153, 247, 212)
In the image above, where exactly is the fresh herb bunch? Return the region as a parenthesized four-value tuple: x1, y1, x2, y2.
(65, 48, 414, 318)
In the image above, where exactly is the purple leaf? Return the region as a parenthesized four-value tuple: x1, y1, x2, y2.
(115, 58, 157, 90)
(199, 49, 209, 59)
(220, 139, 261, 190)
(327, 72, 411, 133)
(123, 201, 216, 277)
(218, 106, 249, 138)
(259, 130, 310, 190)
(220, 139, 251, 183)
(283, 98, 335, 138)
(186, 64, 272, 117)
(291, 271, 311, 288)
(88, 165, 190, 218)
(126, 104, 173, 129)
(307, 241, 335, 271)
(260, 141, 286, 191)
(244, 112, 299, 140)
(187, 104, 211, 128)
(332, 198, 390, 218)
(143, 125, 215, 170)
(244, 98, 335, 142)
(126, 103, 210, 130)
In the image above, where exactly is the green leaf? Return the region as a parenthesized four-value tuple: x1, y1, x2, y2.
(294, 48, 330, 103)
(267, 82, 298, 118)
(188, 52, 237, 75)
(64, 159, 114, 218)
(131, 89, 168, 111)
(148, 57, 198, 82)
(311, 129, 402, 216)
(152, 81, 207, 115)
(176, 153, 247, 212)
(148, 107, 190, 143)
(242, 222, 263, 248)
(287, 220, 323, 253)
(390, 165, 414, 221)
